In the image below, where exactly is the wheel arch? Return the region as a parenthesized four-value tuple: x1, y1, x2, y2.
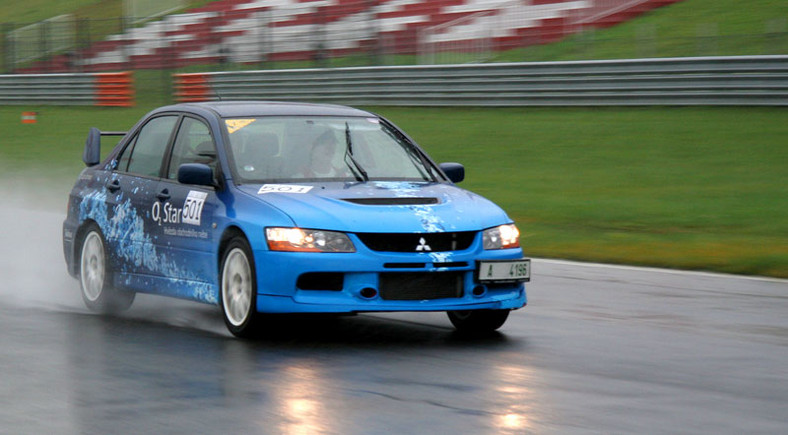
(218, 225, 253, 273)
(71, 219, 101, 276)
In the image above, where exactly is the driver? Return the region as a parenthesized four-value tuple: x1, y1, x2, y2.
(302, 130, 348, 178)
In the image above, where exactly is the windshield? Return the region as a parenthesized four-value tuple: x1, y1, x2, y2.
(224, 116, 438, 183)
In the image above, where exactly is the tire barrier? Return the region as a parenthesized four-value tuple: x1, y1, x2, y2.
(173, 73, 212, 103)
(0, 71, 134, 106)
(95, 72, 135, 107)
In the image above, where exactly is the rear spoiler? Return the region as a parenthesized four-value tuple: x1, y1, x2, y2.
(83, 128, 127, 166)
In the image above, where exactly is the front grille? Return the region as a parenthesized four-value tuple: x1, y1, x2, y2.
(357, 231, 476, 252)
(379, 272, 464, 300)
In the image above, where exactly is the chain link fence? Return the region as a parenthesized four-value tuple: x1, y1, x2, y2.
(0, 0, 786, 106)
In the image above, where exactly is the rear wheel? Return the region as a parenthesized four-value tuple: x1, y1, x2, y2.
(220, 237, 260, 338)
(78, 224, 134, 313)
(447, 309, 510, 333)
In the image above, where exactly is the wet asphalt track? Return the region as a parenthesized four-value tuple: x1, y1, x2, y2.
(1, 203, 786, 434)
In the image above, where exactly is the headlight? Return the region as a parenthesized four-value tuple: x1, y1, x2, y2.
(483, 224, 520, 250)
(265, 227, 355, 252)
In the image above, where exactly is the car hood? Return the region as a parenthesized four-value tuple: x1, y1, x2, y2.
(237, 181, 511, 233)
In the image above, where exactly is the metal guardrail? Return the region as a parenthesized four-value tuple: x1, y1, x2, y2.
(0, 72, 134, 106)
(0, 74, 94, 104)
(175, 56, 788, 106)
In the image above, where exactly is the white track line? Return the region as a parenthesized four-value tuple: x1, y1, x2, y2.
(532, 258, 788, 284)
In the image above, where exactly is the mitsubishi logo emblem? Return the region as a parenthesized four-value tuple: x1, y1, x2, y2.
(416, 237, 432, 252)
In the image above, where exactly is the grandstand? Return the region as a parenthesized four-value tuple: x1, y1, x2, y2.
(15, 0, 683, 73)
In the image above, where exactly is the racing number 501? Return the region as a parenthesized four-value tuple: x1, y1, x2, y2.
(183, 197, 203, 220)
(182, 191, 207, 226)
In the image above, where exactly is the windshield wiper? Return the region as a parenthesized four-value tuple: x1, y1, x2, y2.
(380, 118, 437, 182)
(344, 122, 368, 182)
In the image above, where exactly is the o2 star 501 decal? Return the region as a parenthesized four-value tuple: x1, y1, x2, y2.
(151, 190, 207, 227)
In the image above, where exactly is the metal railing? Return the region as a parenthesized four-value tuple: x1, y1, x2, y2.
(174, 55, 788, 106)
(0, 72, 134, 106)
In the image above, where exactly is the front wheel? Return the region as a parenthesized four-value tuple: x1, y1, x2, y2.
(220, 237, 260, 338)
(78, 224, 135, 313)
(447, 309, 510, 333)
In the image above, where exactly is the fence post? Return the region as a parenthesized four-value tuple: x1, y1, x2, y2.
(696, 23, 719, 56)
(365, 0, 378, 66)
(1, 24, 12, 73)
(256, 9, 268, 68)
(39, 20, 49, 72)
(76, 18, 89, 72)
(636, 23, 656, 58)
(765, 18, 787, 54)
(313, 6, 328, 68)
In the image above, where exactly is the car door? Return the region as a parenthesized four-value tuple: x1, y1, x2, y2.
(106, 114, 179, 289)
(151, 115, 220, 301)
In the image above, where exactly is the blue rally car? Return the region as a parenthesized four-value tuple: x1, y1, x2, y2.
(62, 101, 530, 337)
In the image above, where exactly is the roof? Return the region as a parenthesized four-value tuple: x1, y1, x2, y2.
(158, 101, 375, 118)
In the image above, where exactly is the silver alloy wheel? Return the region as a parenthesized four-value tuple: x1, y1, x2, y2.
(80, 231, 105, 302)
(222, 247, 253, 327)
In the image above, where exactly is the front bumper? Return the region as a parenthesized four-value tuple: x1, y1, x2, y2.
(252, 240, 528, 314)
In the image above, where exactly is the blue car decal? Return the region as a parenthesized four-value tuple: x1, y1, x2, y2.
(78, 185, 217, 304)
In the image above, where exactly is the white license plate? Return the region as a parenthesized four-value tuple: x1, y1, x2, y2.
(477, 259, 531, 282)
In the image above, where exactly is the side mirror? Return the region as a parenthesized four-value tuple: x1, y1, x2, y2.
(439, 162, 465, 183)
(83, 127, 101, 166)
(178, 163, 214, 186)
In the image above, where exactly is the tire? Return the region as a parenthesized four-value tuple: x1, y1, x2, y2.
(78, 224, 135, 313)
(447, 309, 510, 333)
(220, 237, 260, 338)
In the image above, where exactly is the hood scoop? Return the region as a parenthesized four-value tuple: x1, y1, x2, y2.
(342, 197, 440, 206)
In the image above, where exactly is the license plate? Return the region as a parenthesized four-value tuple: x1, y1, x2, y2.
(477, 259, 531, 282)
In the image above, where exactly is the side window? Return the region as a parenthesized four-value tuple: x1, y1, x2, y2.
(125, 115, 178, 177)
(167, 117, 217, 180)
(115, 135, 135, 172)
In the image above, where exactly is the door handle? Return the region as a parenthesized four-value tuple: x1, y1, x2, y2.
(105, 179, 120, 192)
(157, 189, 171, 201)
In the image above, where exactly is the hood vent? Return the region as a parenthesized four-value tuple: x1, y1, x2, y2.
(342, 197, 439, 206)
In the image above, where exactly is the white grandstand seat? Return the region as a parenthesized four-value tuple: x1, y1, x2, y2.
(59, 0, 679, 72)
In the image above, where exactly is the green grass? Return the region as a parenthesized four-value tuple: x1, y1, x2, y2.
(0, 0, 113, 24)
(0, 0, 213, 24)
(2, 105, 786, 278)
